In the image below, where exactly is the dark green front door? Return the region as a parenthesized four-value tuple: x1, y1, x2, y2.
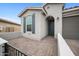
(48, 21, 54, 36)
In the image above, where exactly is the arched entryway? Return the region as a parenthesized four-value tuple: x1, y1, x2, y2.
(46, 16, 54, 36)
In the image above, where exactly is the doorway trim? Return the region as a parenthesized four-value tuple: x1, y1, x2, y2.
(46, 15, 55, 36)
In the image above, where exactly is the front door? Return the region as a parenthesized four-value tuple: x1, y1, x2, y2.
(48, 21, 54, 36)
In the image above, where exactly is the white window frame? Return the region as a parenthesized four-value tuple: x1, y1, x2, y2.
(25, 15, 32, 33)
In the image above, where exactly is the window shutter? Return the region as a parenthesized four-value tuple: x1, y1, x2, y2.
(23, 17, 26, 33)
(32, 13, 35, 34)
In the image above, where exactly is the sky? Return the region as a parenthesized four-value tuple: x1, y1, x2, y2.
(0, 3, 79, 24)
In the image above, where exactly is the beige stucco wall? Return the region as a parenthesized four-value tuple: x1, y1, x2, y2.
(44, 3, 63, 38)
(21, 3, 63, 40)
(21, 10, 46, 40)
(0, 21, 21, 32)
(39, 12, 48, 39)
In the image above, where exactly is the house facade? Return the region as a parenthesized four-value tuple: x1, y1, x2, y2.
(18, 3, 79, 40)
(0, 3, 79, 56)
(19, 3, 63, 40)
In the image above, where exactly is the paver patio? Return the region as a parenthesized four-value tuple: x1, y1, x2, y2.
(7, 36, 57, 56)
(65, 39, 79, 56)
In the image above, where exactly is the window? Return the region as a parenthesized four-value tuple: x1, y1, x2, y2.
(0, 26, 3, 32)
(23, 14, 35, 33)
(26, 15, 32, 31)
(0, 26, 3, 30)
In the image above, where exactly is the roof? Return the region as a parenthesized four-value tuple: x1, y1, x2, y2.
(18, 3, 79, 17)
(43, 3, 79, 13)
(18, 3, 49, 17)
(18, 7, 43, 17)
(63, 7, 79, 17)
(0, 18, 21, 26)
(63, 7, 79, 13)
(43, 3, 51, 8)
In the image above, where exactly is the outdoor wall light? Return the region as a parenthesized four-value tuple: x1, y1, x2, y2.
(57, 17, 59, 20)
(47, 6, 50, 9)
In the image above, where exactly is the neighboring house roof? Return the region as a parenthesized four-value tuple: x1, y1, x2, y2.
(0, 18, 21, 26)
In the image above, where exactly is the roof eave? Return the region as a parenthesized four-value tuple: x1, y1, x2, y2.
(18, 8, 43, 17)
(63, 7, 79, 13)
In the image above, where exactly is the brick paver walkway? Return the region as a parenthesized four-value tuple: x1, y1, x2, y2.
(7, 36, 57, 56)
(65, 39, 79, 56)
